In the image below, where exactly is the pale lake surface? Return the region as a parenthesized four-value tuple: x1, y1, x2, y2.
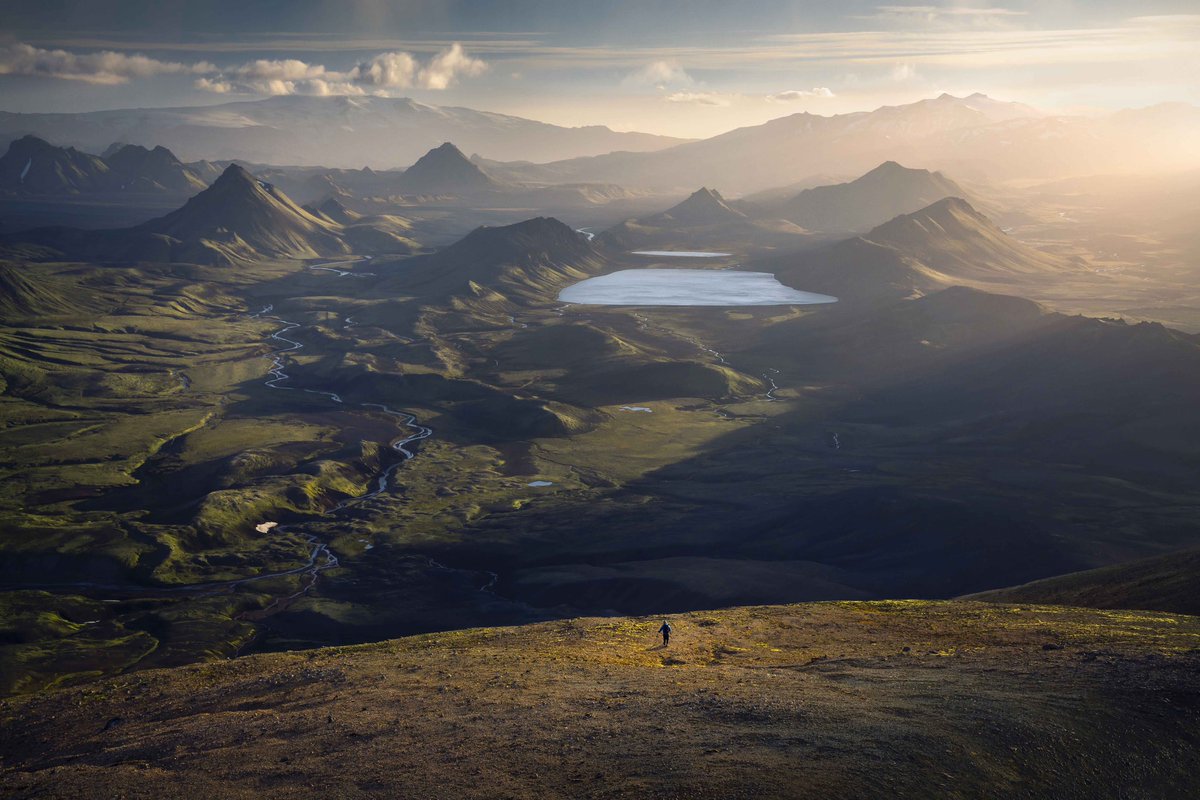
(559, 269, 838, 307)
(631, 250, 732, 258)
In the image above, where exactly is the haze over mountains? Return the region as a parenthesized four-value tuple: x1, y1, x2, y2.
(0, 95, 689, 168)
(493, 93, 1200, 192)
(771, 196, 1074, 302)
(2, 163, 414, 264)
(392, 141, 498, 195)
(764, 161, 967, 233)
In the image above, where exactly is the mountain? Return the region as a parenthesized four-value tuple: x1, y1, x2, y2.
(397, 142, 498, 194)
(492, 94, 1200, 192)
(134, 164, 348, 263)
(601, 185, 805, 251)
(0, 135, 113, 195)
(865, 197, 1069, 280)
(772, 162, 967, 233)
(0, 264, 86, 318)
(102, 144, 208, 193)
(0, 136, 211, 197)
(649, 187, 745, 226)
(0, 96, 690, 168)
(0, 164, 419, 265)
(965, 546, 1200, 616)
(380, 216, 600, 300)
(302, 196, 360, 225)
(773, 197, 1072, 302)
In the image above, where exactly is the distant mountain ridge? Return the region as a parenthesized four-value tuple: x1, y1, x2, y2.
(1, 163, 415, 264)
(0, 135, 113, 195)
(651, 187, 745, 226)
(0, 135, 209, 196)
(0, 95, 690, 168)
(492, 94, 1200, 192)
(396, 142, 497, 194)
(103, 144, 209, 193)
(771, 161, 967, 233)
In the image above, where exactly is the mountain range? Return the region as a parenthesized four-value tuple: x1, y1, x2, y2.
(762, 161, 967, 233)
(2, 163, 415, 264)
(0, 135, 214, 197)
(0, 95, 689, 168)
(489, 94, 1200, 192)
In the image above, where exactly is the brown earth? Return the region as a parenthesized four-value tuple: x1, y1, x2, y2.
(2, 600, 1199, 799)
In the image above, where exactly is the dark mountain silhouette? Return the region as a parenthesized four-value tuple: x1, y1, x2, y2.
(0, 136, 210, 196)
(397, 142, 497, 194)
(0, 135, 113, 195)
(773, 161, 966, 232)
(103, 144, 207, 193)
(0, 164, 419, 265)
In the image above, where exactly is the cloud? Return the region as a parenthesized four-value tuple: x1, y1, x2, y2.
(873, 5, 1027, 17)
(767, 88, 836, 102)
(664, 91, 731, 107)
(859, 4, 1028, 30)
(194, 44, 487, 96)
(624, 60, 693, 89)
(891, 63, 918, 81)
(0, 40, 487, 96)
(416, 43, 488, 89)
(349, 52, 418, 88)
(0, 41, 210, 84)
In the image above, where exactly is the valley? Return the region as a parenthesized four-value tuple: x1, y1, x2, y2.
(3, 161, 1199, 694)
(1, 83, 1199, 797)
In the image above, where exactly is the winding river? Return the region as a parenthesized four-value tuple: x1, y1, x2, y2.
(12, 281, 434, 602)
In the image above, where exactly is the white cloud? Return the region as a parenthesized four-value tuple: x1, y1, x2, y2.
(624, 60, 693, 89)
(0, 40, 487, 96)
(891, 63, 918, 81)
(665, 91, 731, 106)
(349, 52, 418, 88)
(0, 42, 210, 85)
(416, 43, 488, 89)
(193, 44, 488, 96)
(767, 88, 836, 102)
(230, 58, 330, 82)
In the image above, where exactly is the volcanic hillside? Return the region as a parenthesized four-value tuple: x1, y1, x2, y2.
(396, 142, 498, 194)
(772, 161, 968, 233)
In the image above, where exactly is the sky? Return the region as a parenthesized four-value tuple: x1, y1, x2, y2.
(0, 0, 1198, 138)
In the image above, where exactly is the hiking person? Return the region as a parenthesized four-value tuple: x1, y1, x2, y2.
(659, 620, 672, 647)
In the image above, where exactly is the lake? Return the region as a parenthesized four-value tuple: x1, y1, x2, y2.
(559, 269, 838, 307)
(631, 250, 732, 258)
